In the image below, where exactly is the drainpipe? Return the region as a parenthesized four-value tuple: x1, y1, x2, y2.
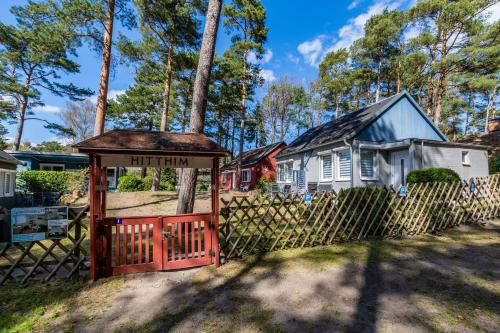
(421, 141, 424, 168)
(344, 138, 354, 188)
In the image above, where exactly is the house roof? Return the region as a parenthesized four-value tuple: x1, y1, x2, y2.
(0, 150, 23, 166)
(277, 91, 447, 158)
(8, 150, 88, 159)
(457, 131, 499, 152)
(73, 129, 227, 157)
(221, 142, 285, 171)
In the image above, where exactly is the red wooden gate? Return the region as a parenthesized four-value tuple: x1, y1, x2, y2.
(104, 213, 215, 275)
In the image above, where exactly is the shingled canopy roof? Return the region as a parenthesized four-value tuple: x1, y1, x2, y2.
(277, 91, 446, 158)
(221, 142, 285, 171)
(74, 129, 227, 157)
(0, 150, 23, 166)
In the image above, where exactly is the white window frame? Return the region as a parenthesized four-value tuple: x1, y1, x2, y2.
(336, 149, 352, 181)
(39, 163, 65, 171)
(319, 152, 333, 182)
(241, 169, 251, 183)
(277, 160, 294, 184)
(4, 172, 14, 197)
(359, 149, 379, 181)
(0, 171, 4, 198)
(462, 151, 470, 166)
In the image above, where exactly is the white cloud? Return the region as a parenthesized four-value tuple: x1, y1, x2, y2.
(287, 53, 300, 64)
(486, 2, 500, 23)
(330, 0, 403, 52)
(34, 105, 61, 114)
(348, 0, 363, 10)
(297, 36, 327, 66)
(89, 89, 125, 103)
(260, 69, 276, 82)
(262, 49, 273, 63)
(248, 49, 273, 64)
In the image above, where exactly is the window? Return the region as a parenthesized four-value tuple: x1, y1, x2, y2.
(336, 150, 351, 181)
(462, 151, 470, 166)
(40, 163, 65, 171)
(277, 161, 293, 183)
(286, 162, 293, 182)
(360, 150, 378, 180)
(320, 154, 333, 181)
(4, 172, 13, 197)
(241, 169, 251, 182)
(277, 164, 285, 182)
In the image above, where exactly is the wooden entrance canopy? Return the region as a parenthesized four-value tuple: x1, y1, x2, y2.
(74, 129, 226, 280)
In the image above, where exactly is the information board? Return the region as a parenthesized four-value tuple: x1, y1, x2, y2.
(11, 206, 69, 243)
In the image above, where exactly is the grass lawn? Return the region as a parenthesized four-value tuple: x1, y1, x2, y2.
(1, 219, 499, 333)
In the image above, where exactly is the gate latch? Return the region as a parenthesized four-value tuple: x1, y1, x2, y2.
(162, 229, 171, 240)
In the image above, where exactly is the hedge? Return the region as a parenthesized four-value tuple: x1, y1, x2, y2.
(407, 168, 460, 184)
(17, 170, 86, 193)
(117, 175, 176, 192)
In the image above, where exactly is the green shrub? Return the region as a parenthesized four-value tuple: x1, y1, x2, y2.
(160, 181, 175, 191)
(256, 176, 273, 193)
(117, 175, 147, 192)
(407, 168, 460, 184)
(490, 154, 500, 174)
(196, 183, 209, 192)
(17, 171, 82, 193)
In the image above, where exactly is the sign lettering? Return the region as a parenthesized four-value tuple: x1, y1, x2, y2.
(101, 155, 213, 168)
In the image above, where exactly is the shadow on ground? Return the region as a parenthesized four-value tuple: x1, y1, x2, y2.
(18, 220, 499, 333)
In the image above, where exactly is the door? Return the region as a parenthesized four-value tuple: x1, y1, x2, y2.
(162, 213, 213, 270)
(391, 152, 409, 187)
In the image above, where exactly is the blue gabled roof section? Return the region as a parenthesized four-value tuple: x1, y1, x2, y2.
(356, 92, 448, 142)
(276, 91, 449, 158)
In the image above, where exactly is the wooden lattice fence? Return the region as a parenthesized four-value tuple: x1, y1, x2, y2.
(0, 205, 89, 285)
(220, 175, 500, 259)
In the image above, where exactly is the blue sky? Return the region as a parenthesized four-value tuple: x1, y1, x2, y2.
(1, 0, 499, 144)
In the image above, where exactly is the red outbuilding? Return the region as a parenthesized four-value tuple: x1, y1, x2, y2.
(220, 142, 286, 191)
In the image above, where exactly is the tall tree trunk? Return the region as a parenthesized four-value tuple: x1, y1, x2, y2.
(13, 97, 28, 151)
(426, 37, 439, 117)
(375, 56, 382, 102)
(231, 115, 235, 158)
(93, 0, 115, 136)
(434, 31, 448, 127)
(236, 49, 247, 191)
(177, 0, 222, 214)
(396, 58, 401, 93)
(335, 95, 340, 119)
(152, 34, 174, 191)
(485, 86, 496, 134)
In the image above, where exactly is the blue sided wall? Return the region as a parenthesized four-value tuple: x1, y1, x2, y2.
(356, 96, 447, 142)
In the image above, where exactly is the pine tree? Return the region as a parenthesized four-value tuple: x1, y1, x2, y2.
(222, 0, 268, 189)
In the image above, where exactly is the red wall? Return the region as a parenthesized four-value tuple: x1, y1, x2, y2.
(219, 144, 285, 191)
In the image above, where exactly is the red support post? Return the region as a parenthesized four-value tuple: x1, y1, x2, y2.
(212, 158, 220, 267)
(89, 154, 97, 280)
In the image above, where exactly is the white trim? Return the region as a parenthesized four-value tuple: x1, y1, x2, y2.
(336, 149, 351, 181)
(0, 171, 4, 197)
(39, 163, 65, 171)
(319, 153, 333, 181)
(359, 149, 379, 181)
(241, 168, 251, 183)
(4, 172, 13, 197)
(276, 160, 293, 184)
(461, 151, 471, 166)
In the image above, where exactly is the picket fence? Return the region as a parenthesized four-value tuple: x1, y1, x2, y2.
(219, 175, 499, 259)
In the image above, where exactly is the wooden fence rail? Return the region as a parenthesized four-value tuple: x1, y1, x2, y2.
(220, 175, 500, 259)
(0, 205, 89, 285)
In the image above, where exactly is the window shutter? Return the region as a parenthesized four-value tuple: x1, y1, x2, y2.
(321, 155, 332, 179)
(360, 151, 374, 178)
(338, 151, 351, 179)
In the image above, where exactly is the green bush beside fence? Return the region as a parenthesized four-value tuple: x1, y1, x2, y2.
(407, 168, 460, 184)
(17, 170, 86, 193)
